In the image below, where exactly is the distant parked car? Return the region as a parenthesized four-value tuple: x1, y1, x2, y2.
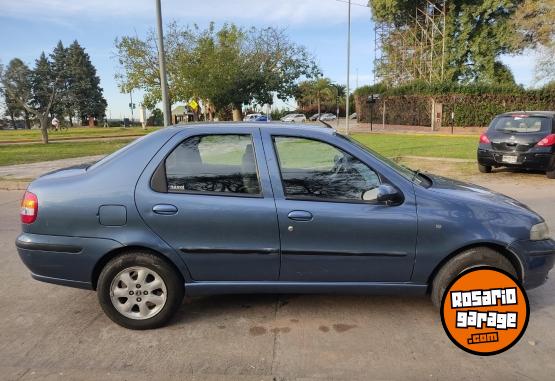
(477, 111, 555, 179)
(309, 113, 321, 121)
(243, 113, 262, 122)
(252, 115, 271, 122)
(280, 113, 306, 123)
(350, 113, 357, 120)
(320, 113, 337, 121)
(16, 123, 555, 329)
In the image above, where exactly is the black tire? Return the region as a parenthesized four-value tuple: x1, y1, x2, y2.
(547, 168, 555, 179)
(97, 251, 184, 330)
(478, 164, 492, 173)
(430, 247, 517, 309)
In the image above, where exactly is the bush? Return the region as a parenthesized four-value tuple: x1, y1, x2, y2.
(354, 81, 555, 127)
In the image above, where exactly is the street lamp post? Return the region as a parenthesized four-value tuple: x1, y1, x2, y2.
(345, 0, 351, 135)
(155, 0, 171, 127)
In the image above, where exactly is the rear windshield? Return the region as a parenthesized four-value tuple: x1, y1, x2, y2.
(492, 116, 551, 134)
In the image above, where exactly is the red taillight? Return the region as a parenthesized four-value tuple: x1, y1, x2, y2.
(20, 191, 38, 224)
(536, 134, 555, 147)
(479, 133, 491, 144)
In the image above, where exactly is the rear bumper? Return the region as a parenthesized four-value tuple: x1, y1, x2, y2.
(508, 238, 555, 289)
(478, 149, 554, 171)
(16, 233, 123, 290)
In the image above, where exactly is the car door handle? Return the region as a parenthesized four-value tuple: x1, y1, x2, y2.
(287, 210, 313, 221)
(152, 204, 178, 215)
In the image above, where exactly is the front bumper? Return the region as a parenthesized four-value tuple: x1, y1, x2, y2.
(16, 233, 123, 290)
(508, 238, 555, 289)
(478, 148, 553, 171)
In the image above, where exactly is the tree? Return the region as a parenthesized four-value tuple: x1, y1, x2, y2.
(510, 0, 555, 83)
(115, 22, 319, 121)
(48, 40, 107, 126)
(49, 41, 70, 124)
(368, 0, 523, 83)
(1, 60, 33, 129)
(295, 78, 338, 115)
(147, 108, 164, 126)
(66, 41, 107, 125)
(1, 53, 59, 143)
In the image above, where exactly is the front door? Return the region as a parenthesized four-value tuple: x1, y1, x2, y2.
(262, 132, 418, 282)
(136, 129, 280, 281)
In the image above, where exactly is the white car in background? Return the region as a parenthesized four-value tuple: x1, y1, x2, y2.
(320, 113, 337, 121)
(280, 113, 306, 123)
(243, 113, 262, 122)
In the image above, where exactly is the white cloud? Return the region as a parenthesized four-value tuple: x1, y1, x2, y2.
(0, 0, 370, 25)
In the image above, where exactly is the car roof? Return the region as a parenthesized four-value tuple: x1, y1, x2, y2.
(168, 122, 337, 134)
(498, 111, 555, 118)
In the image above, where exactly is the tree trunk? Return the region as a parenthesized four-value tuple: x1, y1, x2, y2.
(39, 116, 49, 144)
(232, 106, 242, 122)
(69, 116, 74, 127)
(24, 110, 31, 129)
(9, 112, 16, 129)
(317, 97, 321, 117)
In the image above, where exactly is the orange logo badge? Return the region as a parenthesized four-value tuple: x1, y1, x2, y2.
(441, 267, 529, 356)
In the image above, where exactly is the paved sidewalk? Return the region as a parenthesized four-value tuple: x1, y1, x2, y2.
(0, 135, 140, 146)
(0, 155, 104, 181)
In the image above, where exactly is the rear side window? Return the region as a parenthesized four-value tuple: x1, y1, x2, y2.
(492, 116, 551, 134)
(165, 134, 261, 196)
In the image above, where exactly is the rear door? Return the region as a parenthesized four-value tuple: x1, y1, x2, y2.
(135, 127, 280, 281)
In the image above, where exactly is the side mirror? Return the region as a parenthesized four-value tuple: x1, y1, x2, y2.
(376, 184, 403, 205)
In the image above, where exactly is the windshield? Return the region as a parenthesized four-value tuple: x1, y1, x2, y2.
(492, 116, 551, 133)
(337, 133, 429, 186)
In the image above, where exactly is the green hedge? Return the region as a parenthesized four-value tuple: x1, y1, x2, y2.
(354, 81, 555, 127)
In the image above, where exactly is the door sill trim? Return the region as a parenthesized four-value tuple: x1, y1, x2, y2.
(184, 281, 427, 296)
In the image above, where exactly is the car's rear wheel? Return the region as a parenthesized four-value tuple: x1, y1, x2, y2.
(97, 251, 184, 330)
(546, 168, 555, 179)
(430, 247, 517, 309)
(478, 164, 492, 173)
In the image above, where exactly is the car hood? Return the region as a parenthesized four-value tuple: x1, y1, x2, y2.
(426, 173, 537, 215)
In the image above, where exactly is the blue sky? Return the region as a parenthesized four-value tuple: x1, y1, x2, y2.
(0, 0, 537, 118)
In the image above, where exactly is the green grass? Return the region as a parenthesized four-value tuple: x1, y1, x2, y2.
(0, 140, 132, 166)
(0, 127, 159, 142)
(352, 133, 478, 160)
(0, 132, 480, 167)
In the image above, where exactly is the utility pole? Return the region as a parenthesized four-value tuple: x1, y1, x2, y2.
(345, 0, 351, 135)
(156, 0, 171, 127)
(129, 91, 134, 124)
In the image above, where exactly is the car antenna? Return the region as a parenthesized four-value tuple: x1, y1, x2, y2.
(319, 120, 335, 130)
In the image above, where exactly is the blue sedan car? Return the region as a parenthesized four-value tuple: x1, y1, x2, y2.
(17, 123, 555, 329)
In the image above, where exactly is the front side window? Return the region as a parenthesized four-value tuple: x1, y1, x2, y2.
(273, 136, 381, 202)
(165, 134, 261, 195)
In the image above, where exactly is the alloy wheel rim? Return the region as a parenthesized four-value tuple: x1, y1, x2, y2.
(109, 266, 168, 320)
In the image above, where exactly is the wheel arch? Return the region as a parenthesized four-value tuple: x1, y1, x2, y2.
(91, 246, 185, 290)
(426, 242, 524, 292)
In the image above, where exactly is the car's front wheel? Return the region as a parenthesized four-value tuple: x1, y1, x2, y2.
(430, 247, 517, 309)
(478, 164, 492, 173)
(97, 251, 184, 330)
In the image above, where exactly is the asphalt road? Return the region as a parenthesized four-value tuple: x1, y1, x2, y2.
(1, 170, 554, 380)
